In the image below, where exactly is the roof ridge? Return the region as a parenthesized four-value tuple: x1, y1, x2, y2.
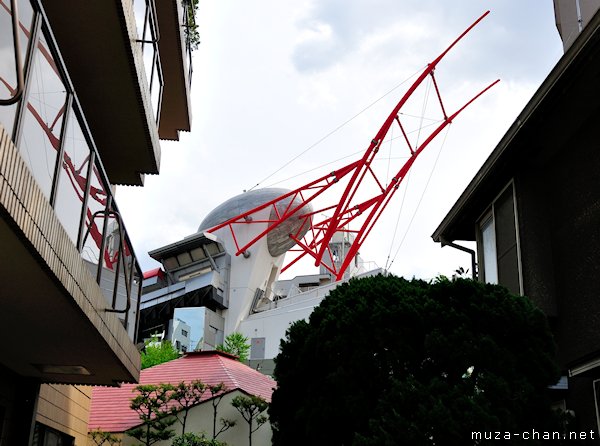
(217, 353, 240, 390)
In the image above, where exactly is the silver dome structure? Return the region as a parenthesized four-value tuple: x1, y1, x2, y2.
(198, 188, 313, 257)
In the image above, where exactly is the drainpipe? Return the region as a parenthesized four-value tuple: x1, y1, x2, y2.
(440, 237, 477, 280)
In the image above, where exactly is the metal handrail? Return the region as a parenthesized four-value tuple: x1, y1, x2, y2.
(0, 0, 25, 105)
(81, 208, 142, 318)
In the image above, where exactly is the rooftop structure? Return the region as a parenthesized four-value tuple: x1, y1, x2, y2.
(138, 15, 498, 375)
(139, 187, 380, 375)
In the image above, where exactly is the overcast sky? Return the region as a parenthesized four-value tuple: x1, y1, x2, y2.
(118, 1, 564, 281)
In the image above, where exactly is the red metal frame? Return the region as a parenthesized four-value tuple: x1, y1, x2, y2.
(207, 11, 499, 280)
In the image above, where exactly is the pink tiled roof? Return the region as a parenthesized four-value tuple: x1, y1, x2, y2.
(89, 351, 276, 432)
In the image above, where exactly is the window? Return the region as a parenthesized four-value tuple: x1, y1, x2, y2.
(594, 379, 600, 436)
(181, 329, 188, 337)
(480, 214, 498, 284)
(0, 405, 4, 443)
(32, 423, 74, 446)
(477, 183, 522, 295)
(251, 337, 266, 360)
(18, 27, 68, 200)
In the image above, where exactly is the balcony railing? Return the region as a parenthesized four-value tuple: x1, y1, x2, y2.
(133, 0, 164, 124)
(181, 0, 195, 83)
(0, 0, 142, 341)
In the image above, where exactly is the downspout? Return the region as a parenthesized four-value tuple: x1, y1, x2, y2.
(440, 237, 477, 280)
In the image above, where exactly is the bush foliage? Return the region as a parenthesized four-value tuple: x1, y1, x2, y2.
(172, 432, 227, 446)
(270, 275, 561, 445)
(141, 335, 181, 369)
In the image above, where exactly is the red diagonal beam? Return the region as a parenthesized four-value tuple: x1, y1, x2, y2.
(314, 10, 492, 266)
(333, 78, 500, 279)
(205, 11, 498, 282)
(206, 160, 360, 255)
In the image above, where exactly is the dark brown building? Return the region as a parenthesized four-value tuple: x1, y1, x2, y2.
(433, 5, 600, 433)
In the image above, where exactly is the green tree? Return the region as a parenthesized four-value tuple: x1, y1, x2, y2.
(89, 429, 121, 446)
(270, 275, 561, 445)
(127, 383, 177, 446)
(171, 380, 207, 434)
(172, 432, 227, 446)
(141, 334, 181, 369)
(208, 383, 235, 439)
(216, 332, 250, 362)
(182, 0, 200, 50)
(231, 394, 268, 446)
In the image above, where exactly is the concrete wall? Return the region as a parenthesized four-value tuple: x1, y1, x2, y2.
(240, 268, 386, 361)
(554, 0, 600, 50)
(36, 384, 92, 445)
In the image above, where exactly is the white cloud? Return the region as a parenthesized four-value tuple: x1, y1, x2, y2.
(117, 0, 564, 281)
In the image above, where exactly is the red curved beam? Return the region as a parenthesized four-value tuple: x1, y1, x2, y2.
(206, 11, 498, 280)
(314, 10, 492, 266)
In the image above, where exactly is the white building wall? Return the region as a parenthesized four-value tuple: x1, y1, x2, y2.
(554, 0, 600, 50)
(211, 206, 286, 336)
(118, 390, 272, 446)
(239, 268, 385, 360)
(170, 318, 192, 352)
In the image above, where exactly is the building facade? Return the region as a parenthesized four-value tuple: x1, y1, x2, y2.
(433, 6, 600, 434)
(553, 0, 600, 51)
(138, 188, 379, 375)
(170, 318, 192, 353)
(0, 0, 191, 443)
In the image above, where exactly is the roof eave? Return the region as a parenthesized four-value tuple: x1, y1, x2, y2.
(156, 0, 192, 141)
(432, 9, 600, 244)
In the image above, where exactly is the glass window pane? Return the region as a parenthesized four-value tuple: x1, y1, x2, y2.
(135, 1, 162, 123)
(92, 204, 135, 313)
(0, 0, 34, 134)
(143, 43, 154, 90)
(102, 207, 121, 272)
(81, 158, 108, 267)
(54, 107, 90, 245)
(133, 0, 148, 43)
(494, 186, 520, 294)
(481, 216, 498, 284)
(19, 29, 66, 199)
(150, 53, 162, 123)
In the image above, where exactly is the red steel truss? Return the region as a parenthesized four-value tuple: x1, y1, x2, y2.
(207, 11, 499, 280)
